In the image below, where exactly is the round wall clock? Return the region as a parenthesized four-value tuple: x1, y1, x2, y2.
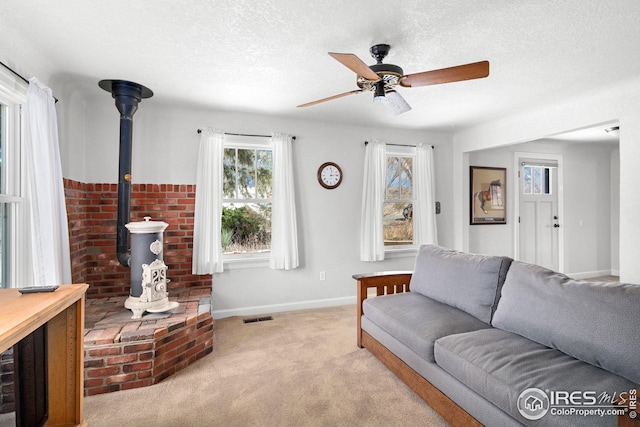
(317, 162, 343, 189)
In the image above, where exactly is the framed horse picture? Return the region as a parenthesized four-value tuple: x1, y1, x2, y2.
(470, 166, 506, 224)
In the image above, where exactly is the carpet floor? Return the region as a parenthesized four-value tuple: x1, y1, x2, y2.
(83, 304, 448, 427)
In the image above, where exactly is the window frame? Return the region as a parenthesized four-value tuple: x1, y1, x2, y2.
(221, 135, 273, 268)
(384, 145, 419, 255)
(522, 163, 555, 196)
(0, 68, 30, 288)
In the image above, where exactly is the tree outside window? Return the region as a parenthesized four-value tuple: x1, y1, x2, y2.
(384, 155, 414, 246)
(222, 146, 272, 255)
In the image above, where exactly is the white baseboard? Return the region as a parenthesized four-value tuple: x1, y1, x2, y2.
(567, 269, 613, 279)
(211, 296, 356, 319)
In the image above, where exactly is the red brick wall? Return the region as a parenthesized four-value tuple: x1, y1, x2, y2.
(64, 179, 212, 298)
(65, 179, 91, 287)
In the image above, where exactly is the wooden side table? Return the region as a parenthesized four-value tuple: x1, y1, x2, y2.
(0, 284, 88, 427)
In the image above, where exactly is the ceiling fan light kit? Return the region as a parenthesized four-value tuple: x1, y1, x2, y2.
(384, 90, 412, 115)
(297, 43, 489, 115)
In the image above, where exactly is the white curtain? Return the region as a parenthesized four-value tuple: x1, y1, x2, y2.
(360, 140, 386, 261)
(270, 133, 299, 270)
(414, 142, 438, 245)
(192, 128, 225, 274)
(24, 78, 71, 285)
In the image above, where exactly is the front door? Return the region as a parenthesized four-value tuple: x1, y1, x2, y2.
(518, 159, 560, 271)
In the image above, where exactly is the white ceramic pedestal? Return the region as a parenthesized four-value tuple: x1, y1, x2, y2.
(124, 296, 180, 320)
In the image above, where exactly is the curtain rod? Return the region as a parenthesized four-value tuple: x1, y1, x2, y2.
(364, 141, 434, 149)
(197, 129, 296, 140)
(0, 60, 29, 85)
(0, 60, 59, 103)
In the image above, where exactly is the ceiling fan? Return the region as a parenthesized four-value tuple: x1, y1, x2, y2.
(297, 44, 489, 115)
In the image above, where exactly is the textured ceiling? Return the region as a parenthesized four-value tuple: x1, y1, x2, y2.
(2, 0, 640, 134)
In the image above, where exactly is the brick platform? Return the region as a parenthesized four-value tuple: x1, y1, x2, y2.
(83, 289, 214, 396)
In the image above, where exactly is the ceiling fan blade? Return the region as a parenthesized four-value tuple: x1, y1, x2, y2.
(383, 90, 412, 115)
(297, 90, 363, 108)
(399, 60, 489, 88)
(328, 52, 381, 82)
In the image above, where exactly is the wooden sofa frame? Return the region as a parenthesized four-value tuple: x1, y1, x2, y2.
(354, 271, 483, 427)
(354, 271, 638, 427)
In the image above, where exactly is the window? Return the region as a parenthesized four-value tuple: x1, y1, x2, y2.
(0, 104, 6, 286)
(522, 164, 554, 195)
(384, 149, 415, 247)
(222, 138, 272, 257)
(0, 69, 28, 288)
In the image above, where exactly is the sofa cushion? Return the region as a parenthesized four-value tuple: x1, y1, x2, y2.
(492, 260, 640, 384)
(435, 328, 638, 427)
(362, 292, 491, 362)
(409, 244, 513, 324)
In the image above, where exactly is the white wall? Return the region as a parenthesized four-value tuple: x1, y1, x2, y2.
(454, 76, 640, 283)
(0, 20, 458, 316)
(468, 140, 619, 277)
(610, 147, 620, 275)
(0, 27, 56, 88)
(6, 25, 638, 308)
(59, 97, 453, 317)
(561, 143, 616, 276)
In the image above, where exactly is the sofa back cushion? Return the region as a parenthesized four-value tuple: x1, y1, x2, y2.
(492, 260, 640, 384)
(409, 245, 513, 324)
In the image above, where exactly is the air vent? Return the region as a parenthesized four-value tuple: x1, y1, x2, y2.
(242, 316, 274, 324)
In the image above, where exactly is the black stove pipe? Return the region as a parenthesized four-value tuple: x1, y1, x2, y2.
(99, 79, 153, 267)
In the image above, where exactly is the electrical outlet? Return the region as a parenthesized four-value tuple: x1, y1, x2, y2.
(319, 271, 326, 281)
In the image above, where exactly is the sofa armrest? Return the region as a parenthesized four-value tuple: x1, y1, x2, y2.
(352, 271, 412, 348)
(617, 389, 640, 426)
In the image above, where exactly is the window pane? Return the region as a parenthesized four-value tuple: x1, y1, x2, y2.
(237, 149, 256, 199)
(256, 150, 272, 199)
(221, 203, 271, 254)
(222, 144, 273, 256)
(523, 166, 532, 194)
(533, 166, 542, 195)
(384, 154, 414, 246)
(0, 81, 23, 288)
(386, 156, 413, 200)
(223, 148, 237, 198)
(399, 157, 412, 199)
(386, 157, 399, 198)
(383, 202, 413, 246)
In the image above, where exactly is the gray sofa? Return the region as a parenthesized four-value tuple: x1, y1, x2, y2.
(354, 244, 640, 426)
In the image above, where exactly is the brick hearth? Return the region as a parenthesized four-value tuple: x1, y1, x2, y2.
(83, 289, 214, 396)
(0, 180, 217, 410)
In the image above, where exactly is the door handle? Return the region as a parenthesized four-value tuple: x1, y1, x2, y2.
(553, 223, 560, 228)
